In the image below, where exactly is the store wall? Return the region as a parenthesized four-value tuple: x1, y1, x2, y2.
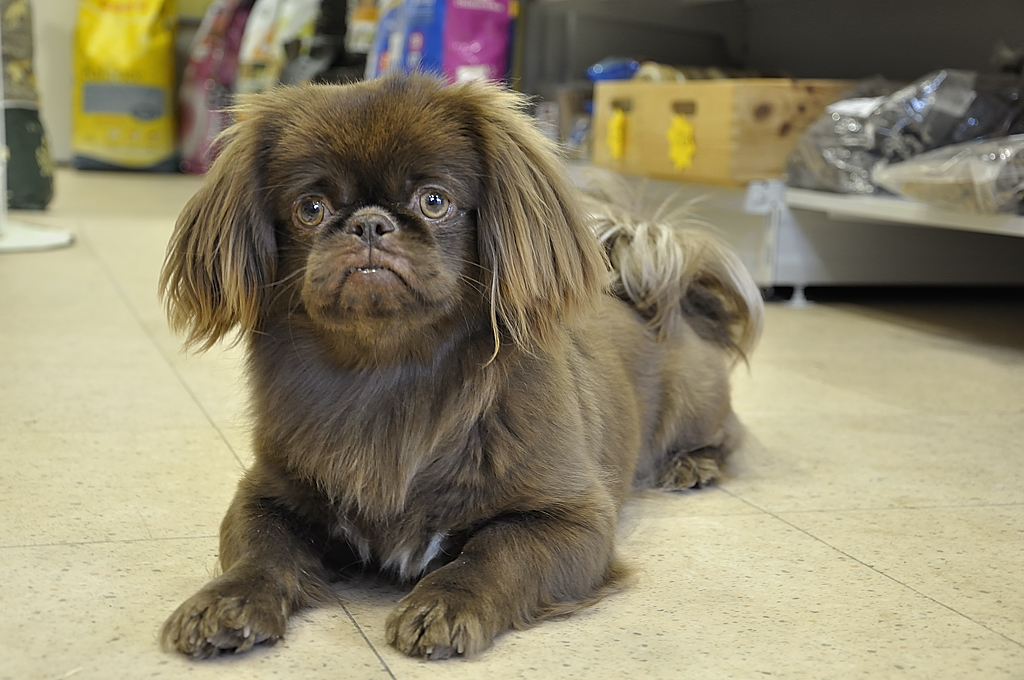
(33, 0, 77, 163)
(745, 0, 1024, 81)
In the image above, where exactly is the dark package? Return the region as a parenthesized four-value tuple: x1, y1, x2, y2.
(786, 69, 1024, 194)
(2, 0, 53, 209)
(178, 0, 253, 174)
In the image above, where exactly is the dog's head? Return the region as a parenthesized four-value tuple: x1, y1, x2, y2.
(160, 75, 607, 364)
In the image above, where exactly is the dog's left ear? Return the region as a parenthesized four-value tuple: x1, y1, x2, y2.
(464, 84, 608, 350)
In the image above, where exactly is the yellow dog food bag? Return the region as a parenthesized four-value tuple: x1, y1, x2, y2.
(72, 0, 178, 171)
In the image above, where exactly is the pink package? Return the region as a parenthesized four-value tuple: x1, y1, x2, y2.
(178, 0, 253, 174)
(442, 0, 513, 82)
(397, 0, 513, 83)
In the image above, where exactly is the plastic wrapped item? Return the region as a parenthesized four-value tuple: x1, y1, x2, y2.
(366, 0, 514, 83)
(631, 62, 771, 82)
(587, 57, 640, 81)
(785, 95, 888, 194)
(786, 70, 1024, 194)
(2, 0, 53, 209)
(872, 134, 1024, 214)
(346, 0, 378, 54)
(873, 69, 978, 160)
(178, 0, 252, 174)
(785, 79, 896, 194)
(364, 0, 402, 79)
(236, 0, 320, 94)
(72, 0, 178, 171)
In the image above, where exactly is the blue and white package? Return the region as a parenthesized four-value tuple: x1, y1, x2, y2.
(365, 0, 404, 79)
(401, 0, 445, 75)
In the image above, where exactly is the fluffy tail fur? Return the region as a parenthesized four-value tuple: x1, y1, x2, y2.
(585, 193, 764, 364)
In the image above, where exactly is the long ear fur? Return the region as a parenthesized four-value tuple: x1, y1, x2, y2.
(158, 113, 276, 351)
(586, 190, 764, 364)
(455, 82, 608, 351)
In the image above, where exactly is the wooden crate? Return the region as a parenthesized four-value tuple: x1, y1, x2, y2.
(591, 79, 851, 186)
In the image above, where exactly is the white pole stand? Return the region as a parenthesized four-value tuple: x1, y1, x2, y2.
(0, 14, 73, 254)
(0, 218, 74, 252)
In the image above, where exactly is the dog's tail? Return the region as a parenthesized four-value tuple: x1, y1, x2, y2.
(586, 195, 764, 364)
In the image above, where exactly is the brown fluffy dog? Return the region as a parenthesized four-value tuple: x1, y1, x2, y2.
(158, 73, 763, 660)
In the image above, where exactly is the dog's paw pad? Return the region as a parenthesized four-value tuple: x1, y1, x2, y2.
(660, 455, 720, 490)
(161, 579, 287, 658)
(385, 591, 490, 659)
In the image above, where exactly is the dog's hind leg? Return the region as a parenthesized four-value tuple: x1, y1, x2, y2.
(657, 410, 743, 491)
(658, 449, 724, 489)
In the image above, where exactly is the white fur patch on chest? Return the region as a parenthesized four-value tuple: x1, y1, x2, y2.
(329, 524, 372, 564)
(382, 531, 449, 581)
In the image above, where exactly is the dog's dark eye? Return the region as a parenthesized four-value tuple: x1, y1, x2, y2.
(295, 198, 329, 227)
(419, 191, 451, 219)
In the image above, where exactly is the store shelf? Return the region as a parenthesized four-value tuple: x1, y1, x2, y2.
(785, 188, 1024, 239)
(574, 168, 1024, 288)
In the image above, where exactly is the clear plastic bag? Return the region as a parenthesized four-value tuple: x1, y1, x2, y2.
(872, 134, 1024, 214)
(785, 77, 901, 194)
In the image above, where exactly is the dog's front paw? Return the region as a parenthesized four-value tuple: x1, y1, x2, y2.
(385, 585, 493, 660)
(160, 574, 288, 658)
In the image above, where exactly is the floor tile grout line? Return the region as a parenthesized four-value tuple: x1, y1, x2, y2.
(340, 603, 398, 680)
(722, 488, 1024, 649)
(0, 534, 219, 551)
(137, 508, 155, 540)
(81, 229, 245, 467)
(767, 501, 1024, 514)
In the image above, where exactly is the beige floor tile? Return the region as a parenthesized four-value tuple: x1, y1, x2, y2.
(1, 242, 126, 330)
(59, 204, 255, 454)
(2, 218, 250, 448)
(0, 428, 242, 546)
(0, 359, 213, 435)
(724, 410, 1024, 512)
(840, 299, 1024, 354)
(749, 304, 1024, 417)
(731, 361, 910, 420)
(40, 169, 204, 220)
(2, 332, 195, 429)
(158, 347, 254, 458)
(76, 216, 179, 329)
(621, 486, 763, 521)
(0, 540, 392, 680)
(781, 506, 1024, 645)
(727, 303, 1024, 513)
(336, 513, 1021, 679)
(1, 258, 212, 435)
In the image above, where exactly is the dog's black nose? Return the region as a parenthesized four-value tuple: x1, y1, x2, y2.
(346, 211, 397, 243)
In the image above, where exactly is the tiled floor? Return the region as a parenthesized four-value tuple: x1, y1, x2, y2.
(1, 169, 1021, 679)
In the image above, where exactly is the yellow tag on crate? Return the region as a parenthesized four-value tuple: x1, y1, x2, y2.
(667, 114, 696, 170)
(607, 108, 627, 160)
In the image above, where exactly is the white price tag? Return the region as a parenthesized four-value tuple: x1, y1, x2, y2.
(826, 97, 886, 118)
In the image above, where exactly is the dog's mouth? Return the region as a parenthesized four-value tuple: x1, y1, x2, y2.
(303, 248, 425, 322)
(344, 264, 405, 284)
(337, 264, 418, 299)
(350, 265, 393, 275)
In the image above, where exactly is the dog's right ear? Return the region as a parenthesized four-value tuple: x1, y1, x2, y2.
(159, 113, 276, 351)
